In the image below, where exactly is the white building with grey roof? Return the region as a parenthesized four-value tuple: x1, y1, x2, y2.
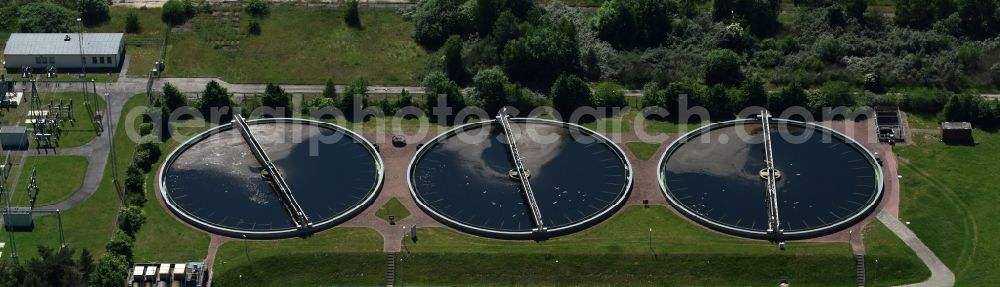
(3, 33, 124, 71)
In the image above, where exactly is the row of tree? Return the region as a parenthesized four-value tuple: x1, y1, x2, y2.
(0, 247, 94, 286)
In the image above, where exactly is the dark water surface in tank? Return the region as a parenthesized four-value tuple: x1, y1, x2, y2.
(164, 122, 380, 233)
(410, 121, 630, 233)
(661, 121, 879, 234)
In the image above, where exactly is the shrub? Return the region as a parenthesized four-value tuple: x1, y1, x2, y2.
(592, 0, 675, 49)
(245, 0, 270, 17)
(162, 83, 188, 112)
(305, 97, 337, 118)
(105, 230, 134, 263)
(79, 249, 95, 277)
(117, 206, 147, 235)
(942, 93, 984, 122)
(345, 0, 361, 28)
(323, 78, 338, 99)
(472, 67, 510, 115)
(641, 82, 665, 108)
(248, 20, 261, 35)
(502, 22, 581, 88)
(17, 2, 74, 33)
(814, 34, 844, 63)
(663, 80, 707, 114)
(198, 80, 232, 121)
(340, 78, 369, 121)
(162, 0, 191, 26)
(443, 35, 468, 84)
(261, 83, 290, 116)
(201, 1, 215, 14)
(138, 135, 161, 161)
(124, 164, 144, 195)
(769, 82, 808, 113)
(704, 49, 743, 87)
(134, 149, 152, 171)
(713, 0, 781, 37)
(506, 84, 544, 112)
(899, 88, 951, 114)
(78, 0, 111, 26)
(736, 77, 768, 109)
(864, 73, 885, 94)
(423, 71, 465, 115)
(413, 0, 469, 48)
(956, 44, 981, 71)
(592, 82, 626, 110)
(138, 123, 154, 136)
(88, 254, 130, 287)
(125, 12, 141, 33)
(550, 74, 592, 119)
(807, 81, 856, 113)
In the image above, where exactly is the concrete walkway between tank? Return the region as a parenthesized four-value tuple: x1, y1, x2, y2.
(877, 211, 955, 287)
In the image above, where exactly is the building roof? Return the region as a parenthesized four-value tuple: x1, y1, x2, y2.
(3, 33, 123, 56)
(942, 122, 972, 130)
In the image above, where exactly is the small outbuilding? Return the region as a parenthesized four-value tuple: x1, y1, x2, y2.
(3, 33, 124, 72)
(0, 126, 28, 150)
(941, 122, 973, 144)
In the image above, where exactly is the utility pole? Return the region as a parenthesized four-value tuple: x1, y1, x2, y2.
(77, 18, 86, 79)
(3, 184, 17, 265)
(105, 91, 122, 201)
(57, 209, 66, 249)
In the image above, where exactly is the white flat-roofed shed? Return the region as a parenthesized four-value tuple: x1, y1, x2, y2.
(3, 33, 124, 71)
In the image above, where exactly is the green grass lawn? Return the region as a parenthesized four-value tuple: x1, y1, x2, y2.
(53, 91, 106, 147)
(165, 7, 429, 85)
(375, 197, 410, 224)
(624, 142, 660, 160)
(84, 8, 167, 38)
(211, 227, 384, 287)
(863, 221, 931, 286)
(0, 95, 138, 261)
(7, 156, 88, 207)
(397, 205, 877, 286)
(894, 130, 1000, 285)
(905, 112, 941, 129)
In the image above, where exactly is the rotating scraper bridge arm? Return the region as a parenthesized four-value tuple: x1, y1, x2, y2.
(232, 114, 311, 229)
(496, 110, 546, 233)
(761, 111, 782, 236)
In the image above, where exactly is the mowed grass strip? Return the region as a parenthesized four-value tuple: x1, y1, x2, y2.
(895, 130, 999, 285)
(211, 227, 384, 287)
(166, 7, 429, 85)
(398, 206, 859, 286)
(862, 221, 931, 286)
(132, 103, 213, 263)
(625, 142, 660, 160)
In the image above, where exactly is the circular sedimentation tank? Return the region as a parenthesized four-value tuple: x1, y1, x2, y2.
(159, 118, 383, 239)
(658, 118, 883, 240)
(408, 118, 633, 239)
